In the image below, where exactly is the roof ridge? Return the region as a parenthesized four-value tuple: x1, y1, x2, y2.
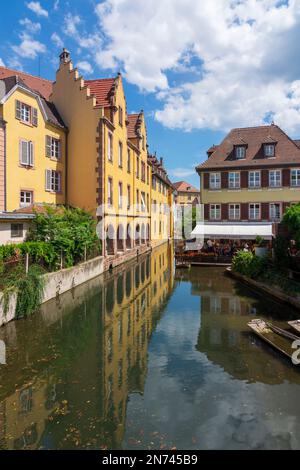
(85, 77, 116, 83)
(0, 65, 52, 83)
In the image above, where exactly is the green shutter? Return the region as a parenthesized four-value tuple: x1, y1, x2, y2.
(16, 100, 21, 120)
(46, 136, 52, 157)
(32, 107, 38, 127)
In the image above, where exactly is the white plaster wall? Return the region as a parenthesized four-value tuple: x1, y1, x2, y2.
(0, 221, 31, 244)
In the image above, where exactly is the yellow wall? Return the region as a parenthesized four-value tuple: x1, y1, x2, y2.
(176, 191, 200, 205)
(1, 89, 66, 212)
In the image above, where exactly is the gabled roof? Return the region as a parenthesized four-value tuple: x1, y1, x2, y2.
(127, 113, 142, 139)
(173, 181, 199, 193)
(85, 78, 116, 108)
(0, 66, 53, 100)
(197, 125, 300, 171)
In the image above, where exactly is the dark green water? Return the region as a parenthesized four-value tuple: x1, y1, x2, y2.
(1, 245, 300, 450)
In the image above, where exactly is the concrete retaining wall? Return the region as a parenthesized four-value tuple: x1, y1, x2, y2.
(0, 256, 104, 327)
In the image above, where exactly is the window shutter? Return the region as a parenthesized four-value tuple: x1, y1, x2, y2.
(45, 136, 52, 157)
(241, 171, 248, 188)
(58, 140, 61, 160)
(45, 170, 51, 191)
(204, 204, 209, 220)
(282, 169, 290, 187)
(58, 172, 61, 192)
(16, 100, 21, 120)
(32, 107, 38, 127)
(221, 172, 228, 189)
(241, 203, 248, 220)
(221, 203, 228, 220)
(29, 142, 34, 166)
(20, 140, 28, 165)
(261, 170, 269, 187)
(261, 203, 269, 220)
(203, 173, 209, 189)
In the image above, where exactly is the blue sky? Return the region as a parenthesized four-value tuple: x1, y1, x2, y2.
(0, 0, 299, 187)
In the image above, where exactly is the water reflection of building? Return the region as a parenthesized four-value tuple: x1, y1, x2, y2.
(0, 243, 175, 450)
(178, 267, 300, 385)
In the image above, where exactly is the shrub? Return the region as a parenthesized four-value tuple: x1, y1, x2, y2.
(232, 251, 268, 278)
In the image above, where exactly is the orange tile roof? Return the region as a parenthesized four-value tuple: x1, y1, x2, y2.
(127, 114, 140, 139)
(0, 66, 53, 100)
(85, 78, 116, 108)
(197, 125, 300, 170)
(173, 181, 199, 192)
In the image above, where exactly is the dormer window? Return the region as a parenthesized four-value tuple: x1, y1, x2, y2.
(235, 146, 246, 160)
(264, 144, 275, 157)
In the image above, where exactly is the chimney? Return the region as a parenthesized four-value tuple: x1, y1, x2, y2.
(59, 48, 71, 64)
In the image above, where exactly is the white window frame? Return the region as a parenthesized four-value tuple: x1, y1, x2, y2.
(20, 140, 34, 167)
(11, 223, 24, 238)
(270, 203, 281, 221)
(264, 144, 275, 157)
(229, 172, 240, 189)
(118, 182, 123, 208)
(141, 192, 146, 212)
(229, 204, 240, 220)
(20, 102, 31, 124)
(20, 190, 33, 207)
(209, 172, 221, 190)
(210, 204, 221, 220)
(248, 171, 261, 188)
(291, 169, 300, 187)
(45, 170, 61, 193)
(118, 141, 123, 168)
(236, 146, 246, 160)
(249, 203, 260, 220)
(269, 170, 281, 188)
(108, 177, 113, 206)
(108, 132, 113, 162)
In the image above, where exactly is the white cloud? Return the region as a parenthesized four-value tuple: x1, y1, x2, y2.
(51, 32, 63, 48)
(26, 1, 48, 18)
(169, 167, 197, 179)
(77, 60, 94, 75)
(95, 0, 300, 135)
(12, 33, 46, 59)
(19, 18, 41, 34)
(0, 58, 5, 67)
(64, 13, 102, 50)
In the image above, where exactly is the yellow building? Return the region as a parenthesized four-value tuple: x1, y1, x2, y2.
(173, 181, 200, 206)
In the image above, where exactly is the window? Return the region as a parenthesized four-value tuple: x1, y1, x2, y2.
(136, 157, 140, 178)
(153, 200, 157, 212)
(147, 194, 149, 211)
(209, 172, 221, 190)
(152, 175, 156, 190)
(188, 195, 192, 201)
(119, 106, 123, 126)
(118, 182, 123, 208)
(11, 224, 23, 238)
(136, 190, 139, 210)
(210, 204, 221, 220)
(236, 146, 246, 159)
(118, 142, 123, 168)
(141, 192, 146, 212)
(229, 204, 240, 220)
(270, 203, 281, 221)
(147, 166, 149, 184)
(249, 203, 260, 220)
(141, 162, 146, 182)
(108, 132, 113, 162)
(248, 171, 261, 188)
(19, 140, 34, 167)
(264, 144, 275, 157)
(269, 170, 281, 187)
(127, 185, 131, 210)
(108, 177, 113, 206)
(16, 100, 38, 127)
(229, 172, 240, 189)
(291, 169, 300, 187)
(46, 136, 61, 160)
(45, 170, 61, 192)
(142, 135, 145, 150)
(20, 190, 33, 207)
(127, 149, 131, 173)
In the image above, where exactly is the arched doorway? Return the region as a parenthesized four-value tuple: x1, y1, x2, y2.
(126, 223, 132, 250)
(117, 224, 125, 252)
(106, 225, 115, 256)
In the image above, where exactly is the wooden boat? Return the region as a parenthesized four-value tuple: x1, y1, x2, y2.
(248, 319, 299, 363)
(288, 320, 300, 334)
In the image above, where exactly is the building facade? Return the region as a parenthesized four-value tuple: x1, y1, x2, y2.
(196, 125, 300, 228)
(173, 181, 200, 206)
(0, 50, 174, 260)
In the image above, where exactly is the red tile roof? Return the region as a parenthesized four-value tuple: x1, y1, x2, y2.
(85, 78, 116, 108)
(127, 114, 140, 139)
(0, 66, 53, 100)
(197, 125, 300, 171)
(173, 181, 199, 193)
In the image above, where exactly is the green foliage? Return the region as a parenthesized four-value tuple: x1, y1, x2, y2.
(1, 264, 45, 319)
(255, 235, 264, 247)
(232, 251, 268, 278)
(282, 203, 300, 246)
(27, 206, 101, 268)
(273, 236, 290, 268)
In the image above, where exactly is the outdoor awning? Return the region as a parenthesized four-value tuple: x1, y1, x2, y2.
(191, 222, 274, 240)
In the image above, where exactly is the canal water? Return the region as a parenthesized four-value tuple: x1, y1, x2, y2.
(1, 243, 300, 450)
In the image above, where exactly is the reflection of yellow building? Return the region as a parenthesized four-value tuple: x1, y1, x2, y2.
(0, 243, 175, 450)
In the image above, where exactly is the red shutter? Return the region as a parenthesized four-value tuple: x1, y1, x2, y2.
(221, 204, 228, 220)
(241, 203, 248, 220)
(261, 170, 269, 188)
(282, 202, 290, 215)
(203, 173, 209, 189)
(221, 172, 228, 189)
(282, 169, 290, 187)
(204, 204, 209, 220)
(241, 171, 248, 188)
(261, 203, 269, 220)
